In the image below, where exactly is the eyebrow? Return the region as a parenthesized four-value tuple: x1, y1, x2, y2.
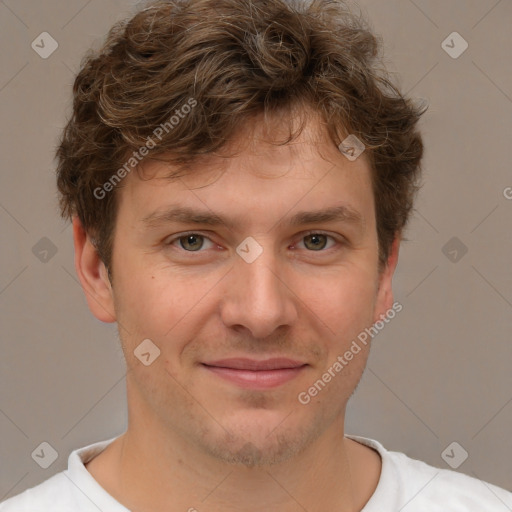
(141, 204, 364, 231)
(288, 205, 363, 227)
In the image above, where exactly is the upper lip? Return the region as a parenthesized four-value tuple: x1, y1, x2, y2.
(202, 358, 307, 371)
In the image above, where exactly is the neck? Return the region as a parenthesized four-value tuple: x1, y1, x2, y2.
(85, 383, 381, 511)
(119, 426, 354, 511)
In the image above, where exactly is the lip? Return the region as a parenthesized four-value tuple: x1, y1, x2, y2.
(201, 358, 308, 389)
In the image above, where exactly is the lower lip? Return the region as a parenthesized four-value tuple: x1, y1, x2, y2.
(202, 365, 307, 390)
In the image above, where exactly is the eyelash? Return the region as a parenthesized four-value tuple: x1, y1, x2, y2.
(164, 231, 344, 253)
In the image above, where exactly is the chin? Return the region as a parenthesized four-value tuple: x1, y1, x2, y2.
(195, 412, 326, 468)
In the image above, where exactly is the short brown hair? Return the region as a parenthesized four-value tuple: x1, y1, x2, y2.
(56, 0, 425, 273)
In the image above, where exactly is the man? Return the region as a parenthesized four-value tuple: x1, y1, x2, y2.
(2, 0, 511, 510)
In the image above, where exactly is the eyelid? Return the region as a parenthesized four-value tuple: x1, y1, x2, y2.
(293, 230, 344, 250)
(163, 230, 346, 251)
(302, 229, 340, 238)
(164, 231, 216, 250)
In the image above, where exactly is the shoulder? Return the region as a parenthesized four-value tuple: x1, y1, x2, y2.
(0, 437, 126, 512)
(389, 449, 511, 509)
(0, 472, 79, 512)
(347, 434, 512, 511)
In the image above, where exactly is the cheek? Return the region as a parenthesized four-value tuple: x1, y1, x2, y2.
(111, 261, 171, 342)
(111, 260, 220, 355)
(114, 281, 176, 340)
(301, 270, 377, 401)
(297, 264, 378, 338)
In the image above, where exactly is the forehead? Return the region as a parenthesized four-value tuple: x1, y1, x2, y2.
(117, 112, 375, 231)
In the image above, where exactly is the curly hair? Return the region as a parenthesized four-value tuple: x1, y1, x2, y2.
(56, 0, 425, 273)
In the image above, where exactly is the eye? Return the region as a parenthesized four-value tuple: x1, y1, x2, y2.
(169, 233, 215, 252)
(299, 233, 337, 251)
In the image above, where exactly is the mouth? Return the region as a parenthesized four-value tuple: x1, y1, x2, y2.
(201, 358, 308, 390)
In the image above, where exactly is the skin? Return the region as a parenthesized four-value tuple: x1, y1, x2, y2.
(74, 111, 400, 512)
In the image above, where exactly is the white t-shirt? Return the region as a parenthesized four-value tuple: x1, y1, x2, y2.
(1, 434, 511, 511)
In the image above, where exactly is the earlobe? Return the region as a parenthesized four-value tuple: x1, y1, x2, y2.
(72, 217, 117, 323)
(373, 234, 400, 323)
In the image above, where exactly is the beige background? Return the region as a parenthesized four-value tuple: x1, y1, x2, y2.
(1, 0, 511, 502)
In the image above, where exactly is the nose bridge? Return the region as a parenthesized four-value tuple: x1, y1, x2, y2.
(244, 254, 283, 306)
(220, 241, 297, 338)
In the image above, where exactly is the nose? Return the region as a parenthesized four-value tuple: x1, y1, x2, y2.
(219, 245, 299, 340)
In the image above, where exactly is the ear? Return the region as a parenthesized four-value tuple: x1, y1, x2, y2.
(72, 217, 116, 323)
(373, 234, 400, 323)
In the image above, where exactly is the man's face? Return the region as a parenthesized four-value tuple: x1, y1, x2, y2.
(98, 113, 396, 466)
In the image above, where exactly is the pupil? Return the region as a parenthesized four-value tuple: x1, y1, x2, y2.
(182, 235, 202, 250)
(306, 234, 326, 250)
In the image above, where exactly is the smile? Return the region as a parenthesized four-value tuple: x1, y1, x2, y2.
(201, 358, 308, 389)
